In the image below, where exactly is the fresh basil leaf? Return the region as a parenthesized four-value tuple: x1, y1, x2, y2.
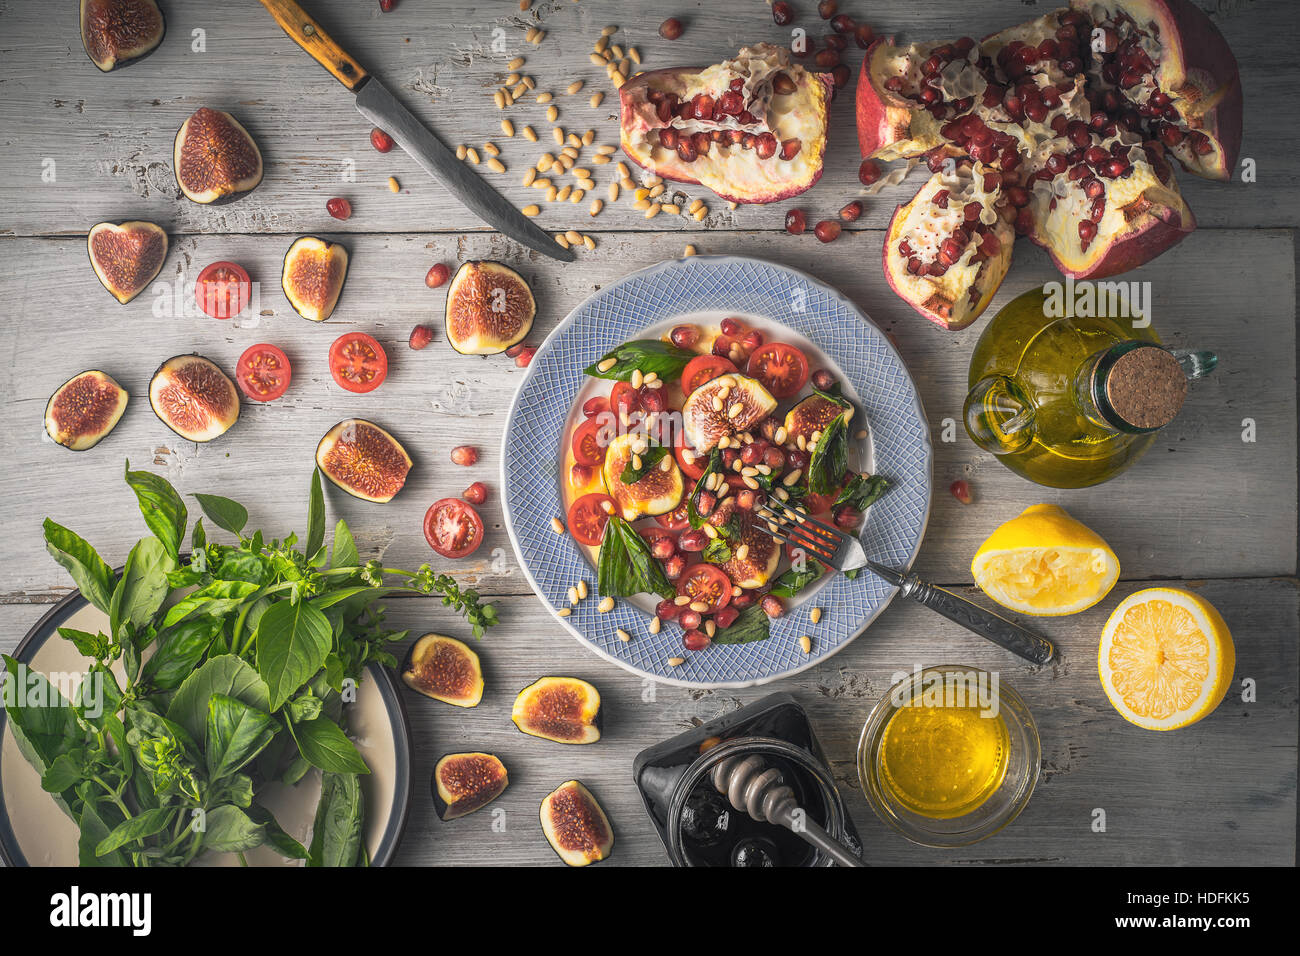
(201, 805, 266, 853)
(191, 493, 248, 536)
(620, 444, 670, 484)
(215, 549, 269, 585)
(702, 538, 733, 564)
(835, 473, 890, 512)
(255, 599, 334, 711)
(807, 412, 848, 495)
(96, 807, 173, 856)
(191, 518, 207, 564)
(769, 562, 825, 598)
(687, 450, 723, 529)
(710, 603, 772, 644)
(843, 567, 861, 580)
(811, 382, 849, 406)
(114, 537, 175, 636)
(246, 804, 310, 860)
(78, 802, 127, 867)
(331, 518, 360, 569)
(58, 627, 111, 660)
(41, 752, 86, 793)
(305, 469, 327, 565)
(597, 515, 674, 600)
(291, 716, 370, 774)
(288, 693, 323, 723)
(167, 655, 271, 741)
(206, 693, 276, 780)
(43, 519, 114, 614)
(124, 460, 188, 563)
(308, 772, 364, 867)
(161, 579, 260, 628)
(584, 339, 695, 382)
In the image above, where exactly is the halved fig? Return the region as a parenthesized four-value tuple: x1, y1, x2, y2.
(883, 163, 1015, 330)
(316, 419, 412, 504)
(173, 107, 263, 205)
(619, 43, 833, 204)
(708, 500, 780, 589)
(148, 355, 239, 443)
(45, 370, 128, 451)
(87, 220, 167, 304)
(600, 433, 684, 521)
(682, 374, 777, 454)
(445, 261, 535, 354)
(282, 237, 349, 321)
(783, 394, 852, 448)
(539, 780, 614, 867)
(433, 753, 508, 821)
(80, 0, 165, 72)
(401, 634, 484, 707)
(511, 677, 602, 745)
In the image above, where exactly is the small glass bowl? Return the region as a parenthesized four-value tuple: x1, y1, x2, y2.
(857, 665, 1040, 848)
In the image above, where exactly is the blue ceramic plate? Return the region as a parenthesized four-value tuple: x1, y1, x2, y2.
(501, 256, 932, 688)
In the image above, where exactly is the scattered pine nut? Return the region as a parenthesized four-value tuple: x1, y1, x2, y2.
(689, 198, 705, 213)
(482, 142, 500, 156)
(510, 83, 526, 99)
(667, 657, 685, 667)
(529, 29, 545, 45)
(589, 198, 603, 216)
(601, 25, 617, 37)
(536, 91, 553, 104)
(565, 229, 583, 245)
(799, 635, 812, 654)
(466, 147, 480, 164)
(689, 600, 709, 614)
(612, 73, 626, 89)
(555, 233, 570, 249)
(556, 184, 572, 201)
(617, 161, 630, 178)
(629, 46, 641, 65)
(493, 90, 506, 109)
(810, 607, 823, 624)
(705, 620, 717, 638)
(525, 27, 540, 43)
(522, 167, 537, 186)
(621, 176, 636, 190)
(507, 56, 526, 70)
(573, 168, 592, 181)
(577, 580, 588, 600)
(598, 597, 615, 613)
(557, 606, 571, 616)
(532, 177, 551, 190)
(487, 157, 506, 173)
(611, 44, 625, 59)
(692, 207, 708, 222)
(650, 615, 661, 634)
(634, 187, 650, 201)
(684, 244, 697, 256)
(545, 185, 558, 202)
(550, 516, 565, 534)
(522, 125, 538, 142)
(521, 75, 535, 90)
(597, 357, 617, 372)
(505, 72, 521, 87)
(648, 183, 665, 198)
(538, 153, 554, 172)
(552, 126, 565, 145)
(661, 203, 680, 214)
(501, 119, 515, 137)
(592, 154, 611, 165)
(595, 144, 616, 156)
(568, 586, 580, 605)
(546, 105, 559, 123)
(387, 176, 400, 192)
(455, 144, 468, 160)
(566, 132, 582, 148)
(633, 198, 651, 211)
(590, 91, 605, 109)
(618, 59, 631, 78)
(567, 79, 585, 95)
(589, 52, 606, 66)
(571, 188, 585, 203)
(608, 182, 619, 202)
(616, 628, 631, 643)
(562, 144, 580, 158)
(582, 129, 596, 146)
(522, 204, 541, 217)
(583, 235, 596, 250)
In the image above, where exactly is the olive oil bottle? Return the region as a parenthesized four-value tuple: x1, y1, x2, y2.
(964, 286, 1216, 488)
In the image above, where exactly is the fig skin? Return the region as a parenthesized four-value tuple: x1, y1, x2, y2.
(148, 355, 240, 443)
(600, 433, 685, 521)
(282, 237, 350, 322)
(173, 107, 264, 205)
(316, 419, 412, 504)
(45, 370, 129, 451)
(400, 634, 483, 707)
(681, 374, 777, 453)
(432, 752, 508, 820)
(540, 780, 614, 867)
(87, 221, 168, 305)
(511, 677, 602, 745)
(444, 261, 535, 355)
(80, 0, 165, 73)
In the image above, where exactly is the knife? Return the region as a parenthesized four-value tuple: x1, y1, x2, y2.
(257, 0, 575, 262)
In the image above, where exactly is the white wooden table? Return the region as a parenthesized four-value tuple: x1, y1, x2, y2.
(0, 0, 1294, 866)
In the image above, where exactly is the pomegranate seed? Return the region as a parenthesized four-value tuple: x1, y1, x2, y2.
(408, 324, 434, 350)
(755, 133, 778, 159)
(717, 91, 743, 116)
(670, 323, 700, 347)
(1078, 219, 1097, 243)
(1190, 132, 1213, 156)
(582, 396, 609, 417)
(378, 0, 395, 10)
(463, 481, 487, 505)
(811, 368, 836, 391)
(949, 479, 973, 504)
(741, 329, 764, 352)
(326, 197, 352, 220)
(814, 220, 841, 243)
(1089, 196, 1106, 222)
(772, 72, 797, 95)
(683, 629, 710, 651)
(715, 606, 740, 629)
(772, 1, 794, 25)
(858, 159, 883, 186)
(817, 0, 837, 18)
(370, 128, 395, 153)
(1014, 208, 1035, 235)
(831, 14, 855, 33)
(656, 599, 681, 621)
(649, 536, 676, 561)
(1025, 100, 1049, 123)
(814, 49, 840, 69)
(932, 189, 949, 209)
(787, 449, 810, 472)
(693, 131, 712, 156)
(664, 554, 686, 580)
(691, 93, 715, 120)
(1159, 124, 1185, 147)
(658, 17, 684, 40)
(514, 346, 537, 368)
(763, 446, 786, 470)
(855, 23, 875, 48)
(884, 76, 904, 92)
(735, 489, 760, 511)
(761, 595, 785, 618)
(1084, 177, 1106, 199)
(720, 316, 744, 336)
(1084, 145, 1110, 167)
(451, 445, 479, 466)
(1046, 153, 1068, 176)
(679, 529, 708, 552)
(424, 263, 450, 288)
(839, 200, 863, 222)
(832, 64, 851, 89)
(979, 231, 1002, 257)
(676, 140, 698, 163)
(1103, 158, 1128, 178)
(658, 127, 680, 150)
(780, 137, 802, 160)
(571, 463, 594, 486)
(639, 386, 666, 412)
(833, 505, 862, 530)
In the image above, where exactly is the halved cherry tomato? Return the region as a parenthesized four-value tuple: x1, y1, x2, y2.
(567, 493, 616, 546)
(654, 500, 692, 531)
(678, 563, 733, 612)
(572, 417, 607, 467)
(195, 261, 251, 320)
(674, 431, 706, 480)
(235, 344, 291, 401)
(582, 395, 610, 418)
(747, 342, 809, 399)
(328, 332, 388, 393)
(803, 490, 839, 515)
(423, 498, 484, 558)
(610, 380, 640, 415)
(680, 355, 737, 396)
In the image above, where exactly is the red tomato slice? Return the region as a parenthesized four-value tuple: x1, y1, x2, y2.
(674, 431, 706, 480)
(678, 563, 733, 611)
(803, 491, 839, 515)
(746, 343, 809, 399)
(610, 380, 640, 415)
(567, 493, 616, 546)
(195, 261, 251, 320)
(640, 527, 678, 553)
(423, 498, 484, 558)
(235, 344, 291, 402)
(654, 500, 692, 531)
(680, 355, 737, 396)
(571, 417, 608, 467)
(328, 332, 388, 393)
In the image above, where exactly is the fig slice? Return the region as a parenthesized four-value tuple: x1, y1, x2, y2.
(173, 107, 264, 205)
(444, 261, 535, 355)
(540, 780, 614, 867)
(600, 433, 685, 521)
(148, 355, 240, 443)
(708, 500, 781, 589)
(681, 373, 777, 454)
(80, 0, 165, 72)
(783, 393, 853, 448)
(282, 236, 350, 322)
(619, 43, 832, 204)
(316, 419, 412, 504)
(432, 752, 508, 821)
(45, 370, 129, 451)
(87, 220, 168, 305)
(400, 634, 484, 707)
(511, 677, 602, 745)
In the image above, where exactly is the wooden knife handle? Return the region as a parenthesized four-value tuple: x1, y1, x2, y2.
(258, 0, 369, 91)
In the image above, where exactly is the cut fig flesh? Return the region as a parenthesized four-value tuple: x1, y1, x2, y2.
(433, 753, 508, 821)
(540, 780, 614, 867)
(512, 677, 602, 745)
(620, 43, 832, 204)
(401, 634, 484, 707)
(783, 394, 852, 446)
(682, 373, 776, 453)
(87, 221, 167, 305)
(148, 355, 240, 443)
(173, 107, 264, 204)
(445, 261, 535, 355)
(282, 236, 349, 322)
(601, 433, 684, 521)
(45, 370, 129, 451)
(709, 500, 780, 589)
(316, 419, 412, 503)
(80, 0, 165, 72)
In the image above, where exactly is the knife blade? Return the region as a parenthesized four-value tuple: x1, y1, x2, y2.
(257, 0, 574, 262)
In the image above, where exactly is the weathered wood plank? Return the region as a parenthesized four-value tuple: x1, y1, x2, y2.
(1, 577, 1292, 865)
(0, 1, 1288, 237)
(0, 228, 1293, 600)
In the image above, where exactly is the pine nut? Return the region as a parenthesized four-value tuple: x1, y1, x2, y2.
(783, 469, 802, 486)
(595, 35, 610, 52)
(466, 147, 480, 165)
(522, 167, 537, 187)
(532, 177, 551, 189)
(612, 73, 626, 89)
(525, 27, 540, 42)
(551, 517, 565, 534)
(684, 244, 697, 256)
(601, 25, 618, 37)
(573, 168, 592, 181)
(693, 207, 708, 221)
(705, 620, 717, 638)
(507, 56, 526, 70)
(634, 187, 649, 201)
(711, 396, 724, 412)
(567, 79, 585, 95)
(668, 657, 685, 667)
(555, 234, 570, 250)
(736, 544, 750, 561)
(810, 607, 823, 624)
(575, 580, 587, 600)
(522, 204, 541, 217)
(487, 157, 506, 173)
(545, 185, 558, 202)
(616, 628, 631, 643)
(648, 184, 665, 198)
(590, 91, 605, 109)
(582, 129, 596, 146)
(629, 47, 641, 65)
(583, 234, 596, 250)
(552, 127, 564, 145)
(674, 595, 691, 606)
(689, 601, 709, 614)
(717, 435, 730, 449)
(728, 403, 744, 419)
(702, 523, 718, 539)
(632, 198, 650, 210)
(796, 434, 807, 451)
(589, 198, 603, 216)
(742, 476, 759, 490)
(557, 606, 571, 616)
(689, 199, 705, 213)
(597, 597, 615, 614)
(536, 91, 553, 104)
(522, 75, 535, 90)
(505, 73, 521, 87)
(621, 176, 636, 190)
(799, 635, 812, 654)
(387, 176, 400, 192)
(530, 29, 544, 45)
(455, 143, 468, 160)
(597, 357, 617, 372)
(568, 586, 579, 605)
(522, 125, 538, 141)
(554, 184, 569, 201)
(493, 90, 506, 109)
(650, 615, 661, 634)
(630, 369, 644, 388)
(617, 162, 630, 178)
(645, 203, 661, 219)
(591, 154, 610, 165)
(810, 429, 822, 443)
(611, 44, 625, 59)
(774, 426, 788, 444)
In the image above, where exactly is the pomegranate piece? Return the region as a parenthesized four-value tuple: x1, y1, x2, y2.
(408, 325, 434, 350)
(949, 479, 973, 504)
(715, 606, 740, 629)
(463, 482, 487, 505)
(664, 554, 687, 580)
(670, 323, 700, 347)
(817, 0, 837, 19)
(326, 197, 352, 220)
(656, 599, 681, 621)
(514, 346, 537, 368)
(424, 262, 450, 288)
(858, 159, 883, 186)
(720, 316, 743, 336)
(854, 23, 875, 49)
(785, 208, 807, 235)
(659, 18, 684, 40)
(683, 629, 710, 651)
(814, 220, 841, 243)
(773, 2, 794, 26)
(378, 0, 395, 10)
(370, 127, 395, 153)
(839, 200, 863, 222)
(831, 14, 855, 34)
(451, 445, 479, 466)
(761, 595, 785, 618)
(679, 610, 703, 631)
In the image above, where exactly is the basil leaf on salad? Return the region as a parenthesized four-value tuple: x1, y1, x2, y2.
(584, 339, 696, 383)
(710, 604, 771, 645)
(807, 412, 849, 495)
(619, 444, 670, 484)
(702, 538, 732, 565)
(597, 515, 674, 600)
(835, 473, 890, 512)
(769, 563, 825, 599)
(686, 450, 723, 529)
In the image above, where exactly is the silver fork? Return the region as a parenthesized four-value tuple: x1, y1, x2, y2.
(754, 500, 1056, 665)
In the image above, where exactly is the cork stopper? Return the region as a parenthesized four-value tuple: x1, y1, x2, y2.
(1104, 346, 1187, 430)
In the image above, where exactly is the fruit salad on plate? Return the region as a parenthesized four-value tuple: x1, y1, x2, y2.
(561, 316, 889, 653)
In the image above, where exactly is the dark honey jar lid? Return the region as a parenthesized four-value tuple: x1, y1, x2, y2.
(1102, 345, 1188, 431)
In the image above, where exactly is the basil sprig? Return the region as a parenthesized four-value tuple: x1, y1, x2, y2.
(835, 473, 890, 511)
(807, 412, 849, 495)
(597, 514, 674, 600)
(769, 563, 825, 598)
(584, 339, 696, 382)
(619, 444, 670, 484)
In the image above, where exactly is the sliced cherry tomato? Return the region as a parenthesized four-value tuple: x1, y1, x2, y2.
(235, 344, 291, 401)
(328, 332, 388, 393)
(195, 261, 251, 320)
(680, 355, 737, 397)
(572, 417, 608, 467)
(677, 563, 733, 612)
(674, 431, 707, 480)
(803, 490, 839, 515)
(746, 342, 809, 399)
(423, 498, 484, 558)
(610, 380, 640, 415)
(582, 395, 610, 418)
(567, 493, 616, 546)
(654, 500, 692, 531)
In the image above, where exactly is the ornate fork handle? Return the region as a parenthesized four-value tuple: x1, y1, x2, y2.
(894, 570, 1056, 664)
